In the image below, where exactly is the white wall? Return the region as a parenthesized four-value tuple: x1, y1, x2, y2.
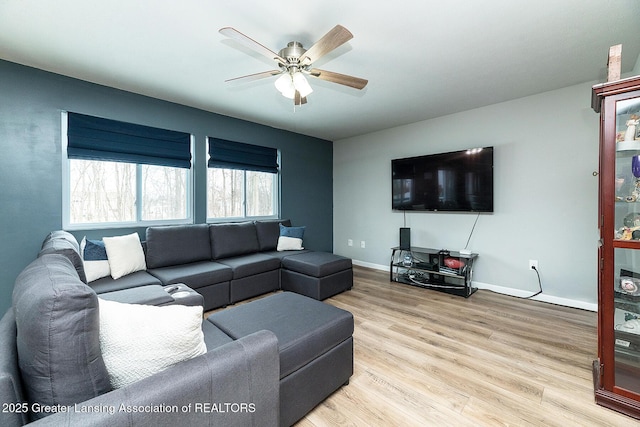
(333, 81, 600, 310)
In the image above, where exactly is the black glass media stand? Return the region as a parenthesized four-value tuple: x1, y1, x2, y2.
(390, 246, 478, 297)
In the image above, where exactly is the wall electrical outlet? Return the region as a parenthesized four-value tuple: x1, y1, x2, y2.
(347, 239, 353, 247)
(360, 241, 366, 249)
(529, 260, 539, 270)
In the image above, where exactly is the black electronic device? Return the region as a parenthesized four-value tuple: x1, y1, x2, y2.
(399, 227, 411, 250)
(415, 261, 437, 271)
(391, 147, 494, 212)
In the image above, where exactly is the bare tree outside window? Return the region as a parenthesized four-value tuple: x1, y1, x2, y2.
(207, 168, 276, 219)
(70, 160, 135, 223)
(246, 171, 275, 216)
(207, 168, 243, 218)
(69, 159, 189, 225)
(142, 165, 188, 221)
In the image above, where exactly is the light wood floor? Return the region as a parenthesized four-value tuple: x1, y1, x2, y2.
(294, 266, 638, 427)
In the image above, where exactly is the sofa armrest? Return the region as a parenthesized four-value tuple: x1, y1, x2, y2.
(30, 330, 279, 427)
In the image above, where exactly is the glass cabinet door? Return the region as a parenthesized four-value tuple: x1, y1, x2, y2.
(613, 248, 640, 394)
(611, 96, 640, 396)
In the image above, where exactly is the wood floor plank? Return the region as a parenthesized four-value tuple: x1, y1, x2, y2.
(294, 266, 638, 426)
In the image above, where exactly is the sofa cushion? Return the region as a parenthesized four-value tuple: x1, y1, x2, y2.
(255, 219, 291, 251)
(89, 270, 162, 294)
(147, 261, 233, 289)
(146, 224, 212, 269)
(282, 252, 353, 277)
(207, 292, 354, 378)
(12, 254, 111, 420)
(38, 230, 87, 283)
(210, 222, 259, 259)
(98, 285, 174, 306)
(261, 249, 311, 260)
(98, 298, 207, 388)
(217, 253, 282, 279)
(103, 232, 147, 280)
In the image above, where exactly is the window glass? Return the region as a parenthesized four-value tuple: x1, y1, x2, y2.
(207, 168, 243, 219)
(69, 159, 136, 224)
(246, 170, 276, 217)
(207, 168, 278, 220)
(68, 159, 190, 226)
(141, 165, 188, 221)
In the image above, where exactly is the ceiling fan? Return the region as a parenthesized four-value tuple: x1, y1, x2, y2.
(219, 25, 368, 106)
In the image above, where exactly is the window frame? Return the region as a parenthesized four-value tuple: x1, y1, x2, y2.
(206, 142, 281, 223)
(61, 112, 194, 230)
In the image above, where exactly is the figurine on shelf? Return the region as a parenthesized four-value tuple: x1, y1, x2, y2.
(615, 225, 640, 240)
(616, 227, 635, 240)
(625, 114, 639, 141)
(623, 175, 640, 202)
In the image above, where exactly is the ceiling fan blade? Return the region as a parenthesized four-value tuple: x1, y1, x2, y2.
(219, 27, 286, 64)
(308, 68, 368, 90)
(225, 70, 282, 83)
(299, 25, 353, 65)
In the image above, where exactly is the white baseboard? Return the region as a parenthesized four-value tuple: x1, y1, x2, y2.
(351, 260, 598, 312)
(352, 259, 388, 271)
(473, 281, 597, 312)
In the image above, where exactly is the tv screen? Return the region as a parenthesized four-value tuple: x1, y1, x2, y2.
(392, 147, 494, 212)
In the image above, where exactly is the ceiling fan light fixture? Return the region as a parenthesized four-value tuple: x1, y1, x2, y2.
(221, 25, 366, 106)
(292, 72, 313, 98)
(274, 74, 295, 99)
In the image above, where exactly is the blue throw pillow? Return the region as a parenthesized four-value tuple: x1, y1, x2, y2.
(84, 239, 107, 260)
(279, 224, 305, 239)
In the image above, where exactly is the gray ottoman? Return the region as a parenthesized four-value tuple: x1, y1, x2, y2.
(207, 292, 354, 427)
(281, 252, 353, 300)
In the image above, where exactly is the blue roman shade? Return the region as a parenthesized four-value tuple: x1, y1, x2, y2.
(67, 112, 192, 168)
(207, 137, 278, 174)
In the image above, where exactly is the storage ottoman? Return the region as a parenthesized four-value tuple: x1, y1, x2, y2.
(281, 252, 353, 300)
(207, 292, 354, 427)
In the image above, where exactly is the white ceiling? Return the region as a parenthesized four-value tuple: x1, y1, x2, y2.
(1, 0, 639, 141)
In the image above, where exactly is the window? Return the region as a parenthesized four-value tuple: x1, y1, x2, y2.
(68, 161, 189, 224)
(207, 137, 279, 221)
(63, 112, 192, 228)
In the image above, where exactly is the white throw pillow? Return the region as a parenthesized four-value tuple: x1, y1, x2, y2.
(277, 236, 304, 251)
(103, 232, 147, 280)
(98, 298, 207, 388)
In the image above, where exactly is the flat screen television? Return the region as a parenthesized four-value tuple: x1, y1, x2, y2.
(392, 147, 494, 212)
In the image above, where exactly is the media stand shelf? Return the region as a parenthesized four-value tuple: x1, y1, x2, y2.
(390, 246, 478, 297)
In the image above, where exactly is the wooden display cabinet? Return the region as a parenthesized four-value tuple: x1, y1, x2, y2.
(592, 75, 640, 419)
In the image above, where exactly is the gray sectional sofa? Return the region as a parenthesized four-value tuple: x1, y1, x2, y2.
(0, 220, 355, 426)
(86, 219, 353, 310)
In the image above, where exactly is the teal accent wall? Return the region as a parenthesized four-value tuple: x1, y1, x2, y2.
(0, 59, 333, 316)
